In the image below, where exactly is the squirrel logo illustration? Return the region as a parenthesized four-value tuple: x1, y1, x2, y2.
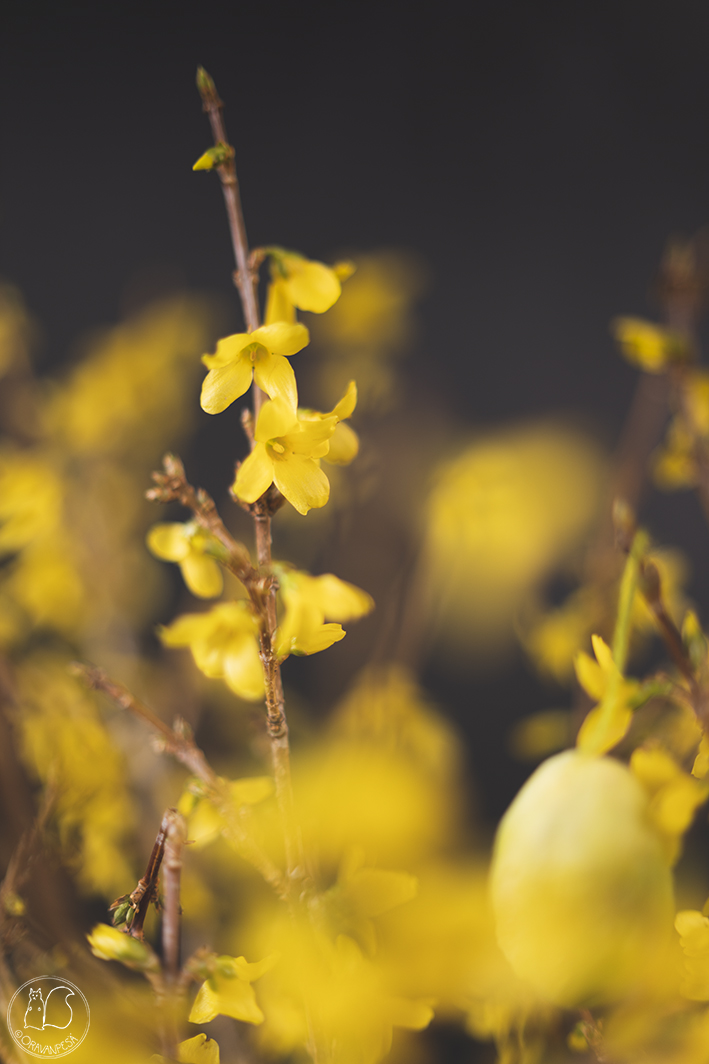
(23, 985, 74, 1031)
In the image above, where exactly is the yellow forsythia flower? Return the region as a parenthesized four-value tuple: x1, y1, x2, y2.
(232, 396, 336, 515)
(676, 910, 709, 1000)
(264, 246, 344, 315)
(88, 924, 159, 971)
(490, 750, 674, 1008)
(630, 744, 709, 864)
(274, 565, 374, 657)
(146, 521, 223, 598)
(574, 634, 641, 756)
(318, 845, 418, 954)
(180, 776, 274, 849)
(613, 316, 689, 373)
(299, 379, 360, 466)
(200, 322, 308, 414)
(189, 954, 278, 1025)
(159, 602, 264, 701)
(248, 910, 432, 1060)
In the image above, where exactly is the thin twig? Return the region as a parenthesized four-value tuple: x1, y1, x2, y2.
(72, 663, 288, 896)
(162, 810, 187, 985)
(196, 67, 260, 336)
(147, 453, 258, 583)
(110, 811, 169, 941)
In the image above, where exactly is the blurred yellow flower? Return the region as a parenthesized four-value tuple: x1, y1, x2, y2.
(17, 657, 135, 896)
(676, 910, 709, 1000)
(232, 394, 337, 515)
(87, 924, 159, 971)
(316, 846, 418, 954)
(631, 745, 709, 864)
(574, 634, 640, 756)
(613, 316, 690, 373)
(189, 953, 278, 1025)
(179, 776, 274, 849)
(274, 564, 373, 658)
(147, 521, 223, 599)
(307, 250, 426, 411)
(200, 321, 308, 414)
(45, 296, 215, 460)
(159, 602, 264, 702)
(0, 450, 63, 553)
(522, 583, 606, 683)
(424, 424, 604, 656)
(248, 911, 432, 1063)
(653, 370, 709, 490)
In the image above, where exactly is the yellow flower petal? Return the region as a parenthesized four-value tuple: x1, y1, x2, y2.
(590, 633, 614, 671)
(288, 414, 338, 455)
(251, 321, 309, 357)
(286, 622, 346, 656)
(313, 574, 374, 620)
(272, 454, 330, 515)
(200, 357, 254, 414)
(147, 523, 191, 562)
(254, 395, 298, 442)
(613, 316, 688, 373)
(264, 279, 296, 325)
(222, 639, 265, 701)
(324, 421, 360, 465)
(202, 332, 251, 369)
(283, 259, 341, 313)
(253, 352, 298, 408)
(233, 445, 275, 504)
(693, 734, 709, 779)
(573, 650, 604, 701)
(159, 612, 213, 647)
(87, 923, 158, 970)
(177, 1033, 220, 1064)
(268, 249, 343, 313)
(576, 701, 633, 758)
(332, 380, 358, 420)
(189, 976, 264, 1025)
(180, 554, 224, 599)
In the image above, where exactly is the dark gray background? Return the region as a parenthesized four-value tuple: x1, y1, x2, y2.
(3, 0, 709, 822)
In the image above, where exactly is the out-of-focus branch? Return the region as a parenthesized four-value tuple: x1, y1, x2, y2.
(72, 663, 287, 897)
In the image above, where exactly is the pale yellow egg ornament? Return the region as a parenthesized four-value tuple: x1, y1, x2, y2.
(490, 750, 674, 1008)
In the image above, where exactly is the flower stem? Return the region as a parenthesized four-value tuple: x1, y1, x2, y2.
(196, 68, 305, 890)
(196, 67, 260, 337)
